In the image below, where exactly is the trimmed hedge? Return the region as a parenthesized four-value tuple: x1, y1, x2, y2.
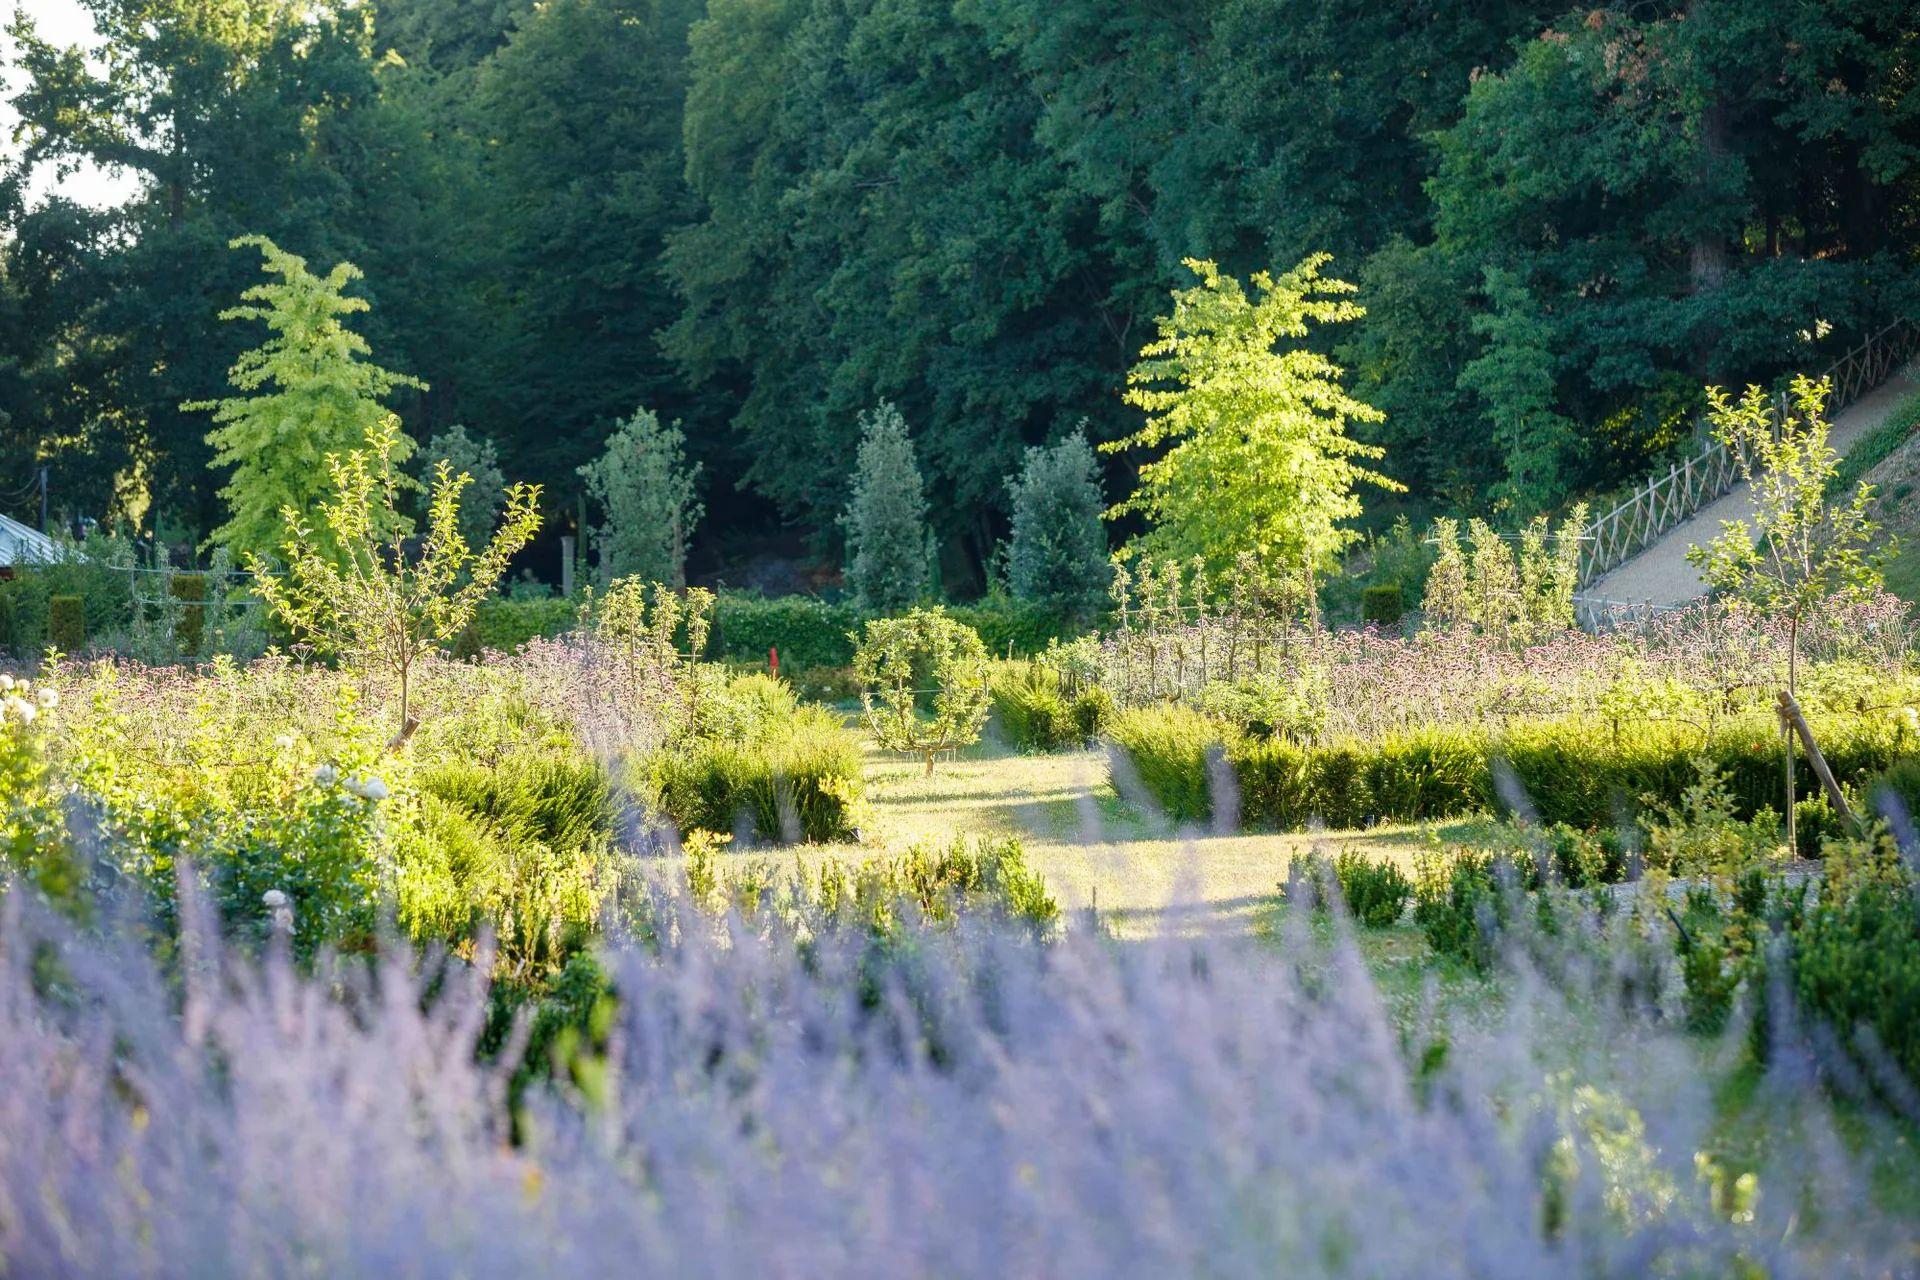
(711, 593, 860, 671)
(710, 591, 1093, 675)
(945, 597, 1092, 659)
(989, 661, 1113, 751)
(1360, 583, 1404, 627)
(452, 597, 577, 656)
(1106, 710, 1915, 833)
(169, 573, 208, 656)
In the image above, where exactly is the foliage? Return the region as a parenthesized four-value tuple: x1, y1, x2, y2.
(712, 593, 861, 672)
(51, 657, 398, 962)
(425, 424, 507, 549)
(190, 237, 423, 564)
(853, 609, 990, 774)
(47, 595, 86, 655)
(1789, 838, 1920, 1088)
(1689, 376, 1885, 690)
(643, 704, 863, 844)
(1003, 431, 1110, 615)
(1106, 705, 1914, 836)
(578, 407, 703, 587)
(451, 598, 578, 658)
(1105, 705, 1224, 826)
(1420, 506, 1587, 644)
(1827, 392, 1920, 499)
(1288, 850, 1413, 928)
(254, 421, 542, 733)
(412, 740, 613, 978)
(842, 402, 933, 614)
(988, 661, 1112, 753)
(1107, 256, 1397, 586)
(943, 594, 1089, 660)
(1360, 584, 1404, 628)
(1413, 848, 1519, 972)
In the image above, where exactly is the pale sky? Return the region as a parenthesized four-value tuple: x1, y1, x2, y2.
(3, 0, 140, 209)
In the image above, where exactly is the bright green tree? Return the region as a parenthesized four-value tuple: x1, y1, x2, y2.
(255, 419, 542, 737)
(1108, 256, 1398, 597)
(578, 407, 704, 587)
(1005, 430, 1110, 615)
(842, 401, 933, 614)
(190, 237, 422, 563)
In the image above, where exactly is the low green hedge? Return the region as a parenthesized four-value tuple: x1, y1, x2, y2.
(452, 597, 577, 656)
(710, 591, 1092, 675)
(644, 707, 863, 844)
(711, 593, 860, 671)
(1106, 708, 1914, 833)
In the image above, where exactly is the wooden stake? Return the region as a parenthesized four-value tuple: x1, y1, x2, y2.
(1778, 689, 1863, 838)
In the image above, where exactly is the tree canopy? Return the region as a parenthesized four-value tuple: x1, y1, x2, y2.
(3, 0, 1916, 578)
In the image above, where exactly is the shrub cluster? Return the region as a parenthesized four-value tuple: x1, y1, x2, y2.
(988, 660, 1113, 752)
(450, 597, 577, 657)
(642, 673, 863, 844)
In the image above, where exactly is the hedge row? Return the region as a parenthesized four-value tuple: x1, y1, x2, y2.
(1107, 706, 1915, 832)
(448, 592, 1092, 670)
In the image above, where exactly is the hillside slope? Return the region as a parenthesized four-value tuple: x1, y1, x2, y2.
(1861, 396, 1920, 604)
(1581, 364, 1920, 607)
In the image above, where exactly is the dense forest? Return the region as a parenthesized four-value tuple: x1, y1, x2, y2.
(2, 0, 1916, 588)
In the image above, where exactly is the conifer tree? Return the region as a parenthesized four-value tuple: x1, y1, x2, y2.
(190, 237, 422, 563)
(426, 424, 506, 549)
(842, 401, 932, 614)
(1005, 430, 1110, 615)
(578, 407, 703, 586)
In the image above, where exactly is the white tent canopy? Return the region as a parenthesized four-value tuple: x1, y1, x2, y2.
(0, 513, 56, 567)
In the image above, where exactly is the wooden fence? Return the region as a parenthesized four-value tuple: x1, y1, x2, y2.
(1575, 319, 1920, 587)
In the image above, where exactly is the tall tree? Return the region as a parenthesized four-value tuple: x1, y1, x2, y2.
(1004, 431, 1110, 615)
(5, 0, 411, 535)
(1108, 257, 1395, 590)
(578, 407, 703, 587)
(191, 237, 421, 563)
(842, 401, 932, 613)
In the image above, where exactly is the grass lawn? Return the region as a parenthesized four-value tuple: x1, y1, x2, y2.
(706, 725, 1498, 940)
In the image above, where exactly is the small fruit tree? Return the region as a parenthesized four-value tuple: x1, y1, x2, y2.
(853, 609, 990, 774)
(256, 420, 542, 738)
(1687, 374, 1882, 852)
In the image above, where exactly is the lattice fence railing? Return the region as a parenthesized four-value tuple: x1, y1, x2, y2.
(1575, 319, 1920, 587)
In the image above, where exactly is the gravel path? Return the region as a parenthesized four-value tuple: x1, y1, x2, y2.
(1584, 363, 1920, 608)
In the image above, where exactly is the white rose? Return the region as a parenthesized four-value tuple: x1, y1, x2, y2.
(5, 696, 35, 724)
(261, 889, 288, 908)
(35, 688, 56, 710)
(313, 764, 340, 786)
(273, 733, 294, 750)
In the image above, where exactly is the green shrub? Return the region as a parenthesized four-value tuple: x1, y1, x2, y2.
(0, 535, 138, 654)
(1105, 708, 1908, 837)
(47, 595, 85, 654)
(1290, 850, 1413, 927)
(1787, 841, 1920, 1086)
(813, 834, 1059, 931)
(1413, 849, 1521, 971)
(946, 595, 1088, 659)
(1106, 705, 1225, 824)
(645, 706, 862, 843)
(1868, 756, 1920, 823)
(168, 573, 208, 655)
(712, 592, 860, 671)
(1360, 582, 1404, 627)
(989, 661, 1112, 752)
(695, 670, 800, 742)
(411, 747, 615, 971)
(452, 597, 577, 657)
